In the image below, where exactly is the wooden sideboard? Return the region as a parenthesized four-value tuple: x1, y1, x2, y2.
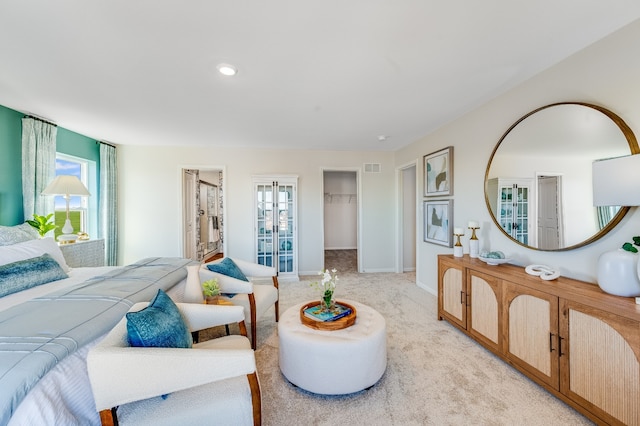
(438, 254, 640, 425)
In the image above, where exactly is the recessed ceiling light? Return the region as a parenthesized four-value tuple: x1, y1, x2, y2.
(378, 135, 389, 142)
(217, 63, 237, 76)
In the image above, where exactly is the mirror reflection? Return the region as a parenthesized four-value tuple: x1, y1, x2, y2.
(485, 103, 638, 251)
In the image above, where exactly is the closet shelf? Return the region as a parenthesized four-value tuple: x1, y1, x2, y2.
(324, 193, 357, 204)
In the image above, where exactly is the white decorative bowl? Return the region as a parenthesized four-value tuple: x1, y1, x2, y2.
(478, 256, 512, 266)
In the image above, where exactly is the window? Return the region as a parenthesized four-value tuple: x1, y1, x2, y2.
(54, 153, 98, 239)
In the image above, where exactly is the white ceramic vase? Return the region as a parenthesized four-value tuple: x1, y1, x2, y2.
(596, 249, 640, 297)
(183, 264, 205, 303)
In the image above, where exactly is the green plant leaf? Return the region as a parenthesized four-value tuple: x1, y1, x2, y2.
(25, 214, 57, 237)
(633, 236, 640, 246)
(622, 242, 638, 253)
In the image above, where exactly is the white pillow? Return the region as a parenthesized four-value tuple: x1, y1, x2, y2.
(0, 238, 70, 272)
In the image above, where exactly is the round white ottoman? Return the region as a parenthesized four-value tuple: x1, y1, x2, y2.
(278, 299, 386, 395)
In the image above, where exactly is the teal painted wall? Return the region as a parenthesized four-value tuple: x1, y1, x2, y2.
(0, 105, 25, 225)
(57, 127, 100, 165)
(0, 104, 101, 226)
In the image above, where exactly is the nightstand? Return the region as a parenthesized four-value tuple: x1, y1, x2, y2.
(59, 239, 105, 267)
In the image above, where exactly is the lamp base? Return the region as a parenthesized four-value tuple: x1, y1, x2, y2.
(57, 234, 78, 244)
(61, 218, 74, 235)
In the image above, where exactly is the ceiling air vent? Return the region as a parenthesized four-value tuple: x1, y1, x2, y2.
(364, 163, 381, 173)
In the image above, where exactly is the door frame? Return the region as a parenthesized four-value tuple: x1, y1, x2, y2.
(320, 167, 362, 273)
(180, 166, 227, 260)
(396, 159, 419, 274)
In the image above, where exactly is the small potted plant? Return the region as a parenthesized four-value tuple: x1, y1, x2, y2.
(25, 213, 57, 237)
(202, 278, 220, 303)
(310, 268, 338, 312)
(621, 236, 640, 253)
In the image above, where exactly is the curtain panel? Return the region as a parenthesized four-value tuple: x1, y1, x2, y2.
(21, 117, 57, 220)
(99, 143, 118, 266)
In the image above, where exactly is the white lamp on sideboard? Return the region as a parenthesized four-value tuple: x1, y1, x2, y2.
(42, 175, 91, 244)
(592, 154, 640, 297)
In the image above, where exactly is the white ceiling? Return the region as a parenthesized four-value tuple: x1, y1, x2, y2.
(1, 2, 640, 152)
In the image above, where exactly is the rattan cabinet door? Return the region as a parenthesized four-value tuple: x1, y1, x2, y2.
(560, 299, 640, 426)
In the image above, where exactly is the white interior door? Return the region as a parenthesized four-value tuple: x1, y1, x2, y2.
(183, 169, 198, 260)
(537, 176, 562, 250)
(402, 166, 416, 272)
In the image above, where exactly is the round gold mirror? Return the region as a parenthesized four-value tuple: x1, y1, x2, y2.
(484, 102, 638, 251)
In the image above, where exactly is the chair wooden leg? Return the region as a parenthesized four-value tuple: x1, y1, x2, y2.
(238, 320, 248, 337)
(248, 293, 257, 350)
(272, 276, 279, 322)
(247, 372, 262, 426)
(99, 408, 118, 426)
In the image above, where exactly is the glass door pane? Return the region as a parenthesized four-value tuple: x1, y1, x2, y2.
(278, 184, 294, 273)
(515, 186, 529, 244)
(256, 184, 274, 267)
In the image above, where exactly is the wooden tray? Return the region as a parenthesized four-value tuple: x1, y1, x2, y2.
(299, 301, 357, 331)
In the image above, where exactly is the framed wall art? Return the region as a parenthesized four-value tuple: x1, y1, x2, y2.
(424, 199, 453, 247)
(423, 146, 453, 197)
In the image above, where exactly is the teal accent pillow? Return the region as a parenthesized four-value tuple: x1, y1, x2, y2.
(126, 289, 193, 348)
(0, 253, 68, 297)
(206, 257, 248, 282)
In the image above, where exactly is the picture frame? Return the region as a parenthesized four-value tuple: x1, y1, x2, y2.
(423, 146, 453, 197)
(424, 199, 453, 247)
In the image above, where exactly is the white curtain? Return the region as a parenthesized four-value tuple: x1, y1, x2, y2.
(99, 143, 118, 265)
(22, 117, 57, 220)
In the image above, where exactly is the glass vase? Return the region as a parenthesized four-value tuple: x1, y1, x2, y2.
(320, 289, 334, 313)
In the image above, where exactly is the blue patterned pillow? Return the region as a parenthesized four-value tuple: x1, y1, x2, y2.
(0, 223, 38, 246)
(206, 257, 248, 281)
(126, 289, 193, 348)
(0, 253, 68, 297)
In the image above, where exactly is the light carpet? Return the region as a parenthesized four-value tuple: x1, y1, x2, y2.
(209, 252, 592, 425)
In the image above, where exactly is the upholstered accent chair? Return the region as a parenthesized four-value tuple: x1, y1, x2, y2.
(201, 257, 279, 350)
(87, 302, 261, 426)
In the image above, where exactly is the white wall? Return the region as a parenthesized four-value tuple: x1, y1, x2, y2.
(117, 147, 395, 275)
(396, 19, 640, 294)
(118, 19, 640, 290)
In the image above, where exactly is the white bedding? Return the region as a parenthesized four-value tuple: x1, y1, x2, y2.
(3, 265, 188, 425)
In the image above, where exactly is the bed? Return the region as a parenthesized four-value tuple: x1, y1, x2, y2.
(0, 226, 193, 426)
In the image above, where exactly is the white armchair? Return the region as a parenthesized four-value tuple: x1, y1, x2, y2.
(201, 257, 279, 350)
(87, 302, 261, 426)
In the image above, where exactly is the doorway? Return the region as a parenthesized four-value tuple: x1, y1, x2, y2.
(182, 168, 224, 261)
(397, 162, 417, 273)
(322, 170, 360, 272)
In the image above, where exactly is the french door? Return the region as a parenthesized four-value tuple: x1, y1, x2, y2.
(254, 176, 298, 279)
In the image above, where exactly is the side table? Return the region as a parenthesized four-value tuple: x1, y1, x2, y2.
(59, 238, 105, 267)
(201, 296, 234, 338)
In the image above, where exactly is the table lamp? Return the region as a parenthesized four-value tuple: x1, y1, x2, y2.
(42, 175, 91, 244)
(592, 154, 640, 298)
(592, 154, 640, 206)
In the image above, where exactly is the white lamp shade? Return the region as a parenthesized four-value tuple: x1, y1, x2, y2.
(41, 175, 90, 196)
(592, 154, 640, 206)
